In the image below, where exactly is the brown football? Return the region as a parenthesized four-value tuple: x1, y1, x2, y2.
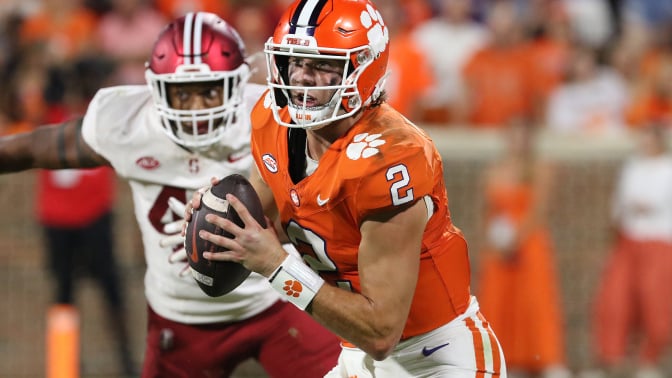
(185, 174, 265, 297)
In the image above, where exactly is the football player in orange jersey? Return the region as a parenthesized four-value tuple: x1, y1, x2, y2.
(189, 0, 507, 376)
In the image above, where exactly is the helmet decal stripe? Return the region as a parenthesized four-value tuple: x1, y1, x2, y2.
(193, 12, 204, 64)
(183, 12, 195, 64)
(289, 0, 328, 36)
(306, 0, 328, 26)
(289, 0, 310, 32)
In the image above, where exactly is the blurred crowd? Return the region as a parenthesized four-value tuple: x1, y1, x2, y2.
(2, 0, 672, 135)
(383, 0, 672, 133)
(2, 1, 672, 377)
(0, 0, 288, 135)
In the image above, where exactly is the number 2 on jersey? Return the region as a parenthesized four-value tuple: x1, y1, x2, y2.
(387, 164, 413, 206)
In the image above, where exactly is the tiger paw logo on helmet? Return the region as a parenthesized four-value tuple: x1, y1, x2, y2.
(360, 4, 389, 57)
(346, 133, 386, 160)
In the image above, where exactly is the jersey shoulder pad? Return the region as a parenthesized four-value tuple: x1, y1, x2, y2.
(82, 85, 154, 165)
(250, 90, 280, 132)
(346, 107, 437, 219)
(346, 106, 434, 172)
(242, 83, 267, 113)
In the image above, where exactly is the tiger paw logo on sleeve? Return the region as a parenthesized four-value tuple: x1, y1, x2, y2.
(346, 133, 386, 160)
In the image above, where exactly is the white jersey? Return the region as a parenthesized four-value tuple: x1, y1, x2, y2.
(612, 154, 672, 242)
(81, 83, 280, 324)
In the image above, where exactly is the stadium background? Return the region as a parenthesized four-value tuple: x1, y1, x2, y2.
(1, 127, 671, 377)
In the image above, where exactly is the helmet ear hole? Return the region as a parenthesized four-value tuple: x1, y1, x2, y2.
(356, 50, 372, 65)
(347, 96, 360, 109)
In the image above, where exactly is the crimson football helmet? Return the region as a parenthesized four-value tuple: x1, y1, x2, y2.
(264, 0, 390, 129)
(145, 12, 250, 148)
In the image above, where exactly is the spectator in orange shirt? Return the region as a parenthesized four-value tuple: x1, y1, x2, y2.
(19, 0, 99, 65)
(522, 0, 573, 124)
(153, 0, 231, 20)
(460, 0, 536, 128)
(16, 0, 98, 128)
(625, 56, 672, 128)
(476, 122, 571, 378)
(378, 0, 434, 121)
(412, 0, 488, 125)
(621, 29, 672, 129)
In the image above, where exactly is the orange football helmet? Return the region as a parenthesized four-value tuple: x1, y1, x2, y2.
(264, 0, 390, 129)
(145, 12, 250, 148)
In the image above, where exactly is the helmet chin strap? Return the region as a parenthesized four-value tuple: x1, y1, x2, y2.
(287, 89, 345, 129)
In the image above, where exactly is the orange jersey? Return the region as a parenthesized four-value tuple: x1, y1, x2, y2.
(250, 94, 472, 339)
(462, 45, 535, 127)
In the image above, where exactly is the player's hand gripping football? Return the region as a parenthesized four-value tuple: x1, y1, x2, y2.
(159, 196, 190, 277)
(184, 189, 287, 278)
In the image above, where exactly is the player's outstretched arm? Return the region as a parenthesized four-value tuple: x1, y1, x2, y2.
(0, 118, 109, 173)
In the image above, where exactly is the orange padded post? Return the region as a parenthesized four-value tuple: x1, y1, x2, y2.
(46, 304, 80, 378)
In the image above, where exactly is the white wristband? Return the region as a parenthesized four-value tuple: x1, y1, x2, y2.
(269, 254, 325, 310)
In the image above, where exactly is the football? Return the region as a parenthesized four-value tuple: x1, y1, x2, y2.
(185, 174, 265, 297)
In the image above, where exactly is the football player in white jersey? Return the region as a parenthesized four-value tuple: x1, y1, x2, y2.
(0, 12, 339, 377)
